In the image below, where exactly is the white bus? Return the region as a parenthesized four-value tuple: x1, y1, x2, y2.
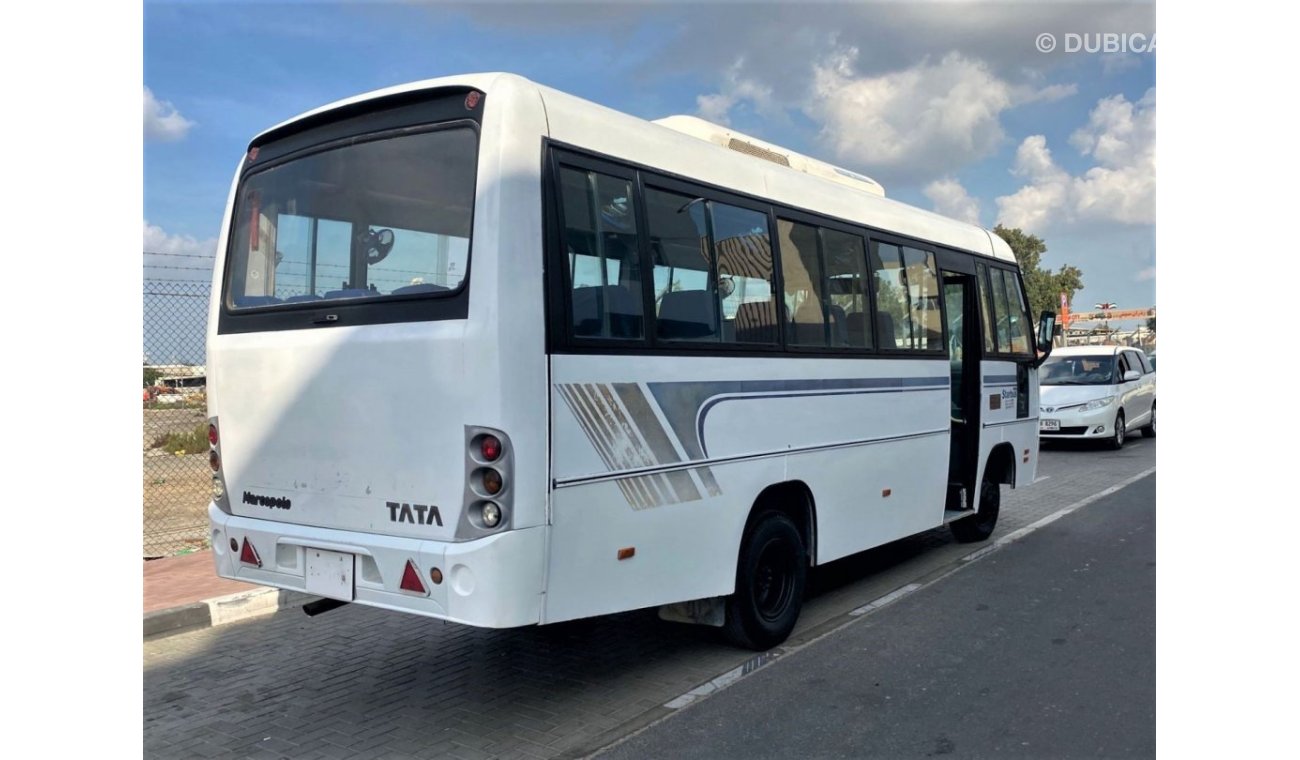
(206, 73, 1054, 649)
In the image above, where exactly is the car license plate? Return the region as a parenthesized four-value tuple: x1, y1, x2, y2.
(1040, 419, 1060, 432)
(305, 548, 355, 601)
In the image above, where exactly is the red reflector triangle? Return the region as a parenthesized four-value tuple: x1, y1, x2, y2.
(239, 538, 261, 568)
(400, 560, 427, 595)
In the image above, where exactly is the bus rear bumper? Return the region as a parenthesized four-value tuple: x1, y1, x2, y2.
(208, 504, 545, 628)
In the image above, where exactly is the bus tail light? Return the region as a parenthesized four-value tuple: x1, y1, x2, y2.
(239, 538, 262, 568)
(480, 502, 502, 528)
(462, 427, 513, 538)
(479, 434, 502, 462)
(210, 417, 232, 515)
(477, 468, 503, 495)
(400, 560, 427, 595)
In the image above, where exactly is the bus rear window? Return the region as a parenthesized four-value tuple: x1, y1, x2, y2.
(225, 126, 477, 309)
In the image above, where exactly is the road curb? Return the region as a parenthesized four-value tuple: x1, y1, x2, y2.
(144, 587, 317, 641)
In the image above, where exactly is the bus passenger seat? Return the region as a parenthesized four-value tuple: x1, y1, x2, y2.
(876, 311, 897, 349)
(604, 285, 643, 338)
(392, 283, 448, 296)
(845, 311, 868, 347)
(323, 288, 373, 300)
(658, 291, 717, 340)
(235, 295, 282, 307)
(827, 304, 848, 346)
(570, 286, 602, 336)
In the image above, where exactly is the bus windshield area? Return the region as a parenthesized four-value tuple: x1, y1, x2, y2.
(1040, 355, 1116, 385)
(225, 126, 478, 309)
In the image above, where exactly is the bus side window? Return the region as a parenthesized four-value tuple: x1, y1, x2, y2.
(821, 228, 872, 349)
(902, 247, 942, 351)
(976, 263, 997, 353)
(995, 268, 1033, 355)
(558, 167, 644, 340)
(646, 186, 718, 342)
(712, 202, 777, 345)
(778, 219, 826, 347)
(871, 243, 908, 350)
(990, 267, 1015, 352)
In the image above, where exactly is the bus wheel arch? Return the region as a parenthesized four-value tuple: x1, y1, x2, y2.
(745, 481, 816, 564)
(983, 443, 1017, 487)
(722, 481, 815, 650)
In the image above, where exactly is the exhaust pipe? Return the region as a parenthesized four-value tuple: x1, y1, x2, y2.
(302, 598, 350, 617)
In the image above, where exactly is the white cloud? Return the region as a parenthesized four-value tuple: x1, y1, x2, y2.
(144, 86, 195, 142)
(1136, 266, 1156, 282)
(144, 220, 216, 282)
(144, 220, 215, 257)
(1022, 82, 1078, 104)
(996, 135, 1070, 231)
(996, 88, 1155, 232)
(805, 50, 1016, 182)
(693, 58, 779, 126)
(923, 178, 982, 225)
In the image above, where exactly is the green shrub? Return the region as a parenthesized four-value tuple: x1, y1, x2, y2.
(155, 423, 210, 455)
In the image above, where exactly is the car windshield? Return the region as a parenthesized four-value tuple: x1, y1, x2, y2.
(1040, 354, 1116, 385)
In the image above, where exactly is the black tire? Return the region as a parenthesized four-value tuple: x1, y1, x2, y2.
(1140, 403, 1156, 438)
(1108, 410, 1127, 450)
(723, 511, 807, 650)
(951, 474, 1000, 543)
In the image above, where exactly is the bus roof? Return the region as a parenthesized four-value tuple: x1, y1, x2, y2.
(252, 72, 1017, 264)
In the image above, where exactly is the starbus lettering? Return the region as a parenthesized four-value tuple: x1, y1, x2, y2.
(386, 501, 444, 526)
(243, 491, 291, 510)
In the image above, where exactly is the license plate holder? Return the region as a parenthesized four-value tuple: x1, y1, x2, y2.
(1040, 419, 1061, 432)
(305, 548, 355, 601)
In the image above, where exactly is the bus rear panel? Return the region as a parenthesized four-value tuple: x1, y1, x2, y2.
(207, 76, 551, 627)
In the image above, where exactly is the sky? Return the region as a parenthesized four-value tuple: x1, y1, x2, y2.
(144, 0, 1157, 332)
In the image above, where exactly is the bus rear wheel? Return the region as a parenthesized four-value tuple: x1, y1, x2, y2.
(723, 511, 806, 651)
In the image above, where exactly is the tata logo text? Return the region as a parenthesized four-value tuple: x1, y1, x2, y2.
(243, 491, 291, 510)
(387, 501, 443, 527)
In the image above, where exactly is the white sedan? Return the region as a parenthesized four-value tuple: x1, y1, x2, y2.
(1038, 345, 1155, 449)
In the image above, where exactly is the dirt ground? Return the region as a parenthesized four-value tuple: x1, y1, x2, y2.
(143, 407, 211, 558)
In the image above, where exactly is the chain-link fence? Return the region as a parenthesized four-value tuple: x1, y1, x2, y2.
(144, 253, 214, 558)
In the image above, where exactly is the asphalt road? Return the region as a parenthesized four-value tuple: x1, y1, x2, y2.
(598, 473, 1156, 759)
(144, 435, 1155, 759)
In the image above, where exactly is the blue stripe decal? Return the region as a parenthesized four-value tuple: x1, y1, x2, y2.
(983, 374, 1017, 384)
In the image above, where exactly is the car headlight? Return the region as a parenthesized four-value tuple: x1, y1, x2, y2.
(1082, 395, 1116, 411)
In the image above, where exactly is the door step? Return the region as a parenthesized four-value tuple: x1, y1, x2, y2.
(943, 509, 974, 525)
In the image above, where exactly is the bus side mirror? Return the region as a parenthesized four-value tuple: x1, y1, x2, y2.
(1034, 311, 1056, 368)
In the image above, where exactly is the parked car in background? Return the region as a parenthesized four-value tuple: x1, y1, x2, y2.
(1038, 345, 1155, 449)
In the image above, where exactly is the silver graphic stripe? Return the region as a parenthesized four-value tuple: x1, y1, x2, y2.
(553, 427, 950, 489)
